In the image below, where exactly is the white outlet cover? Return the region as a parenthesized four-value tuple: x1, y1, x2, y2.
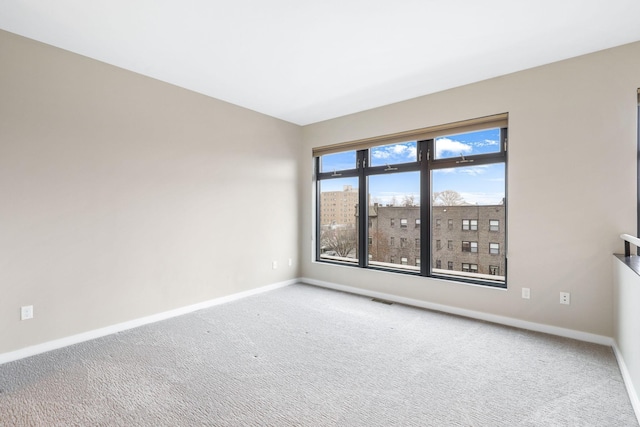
(21, 305, 33, 320)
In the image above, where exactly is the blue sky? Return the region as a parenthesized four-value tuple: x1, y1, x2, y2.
(320, 128, 504, 206)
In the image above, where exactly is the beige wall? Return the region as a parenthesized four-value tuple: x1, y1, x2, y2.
(301, 42, 640, 337)
(0, 30, 301, 354)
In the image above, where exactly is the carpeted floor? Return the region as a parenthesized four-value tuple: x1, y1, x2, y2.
(0, 283, 637, 426)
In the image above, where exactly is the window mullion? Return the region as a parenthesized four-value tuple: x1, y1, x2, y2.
(420, 140, 431, 276)
(357, 150, 368, 268)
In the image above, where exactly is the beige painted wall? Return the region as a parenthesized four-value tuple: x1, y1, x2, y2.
(0, 30, 301, 354)
(301, 42, 640, 337)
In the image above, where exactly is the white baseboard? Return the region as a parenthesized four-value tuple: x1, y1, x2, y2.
(0, 279, 297, 366)
(613, 342, 640, 424)
(300, 277, 614, 346)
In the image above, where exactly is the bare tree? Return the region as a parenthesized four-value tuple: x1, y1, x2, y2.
(433, 190, 465, 206)
(320, 227, 357, 258)
(402, 194, 418, 207)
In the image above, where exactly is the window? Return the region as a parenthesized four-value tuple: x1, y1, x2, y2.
(314, 114, 507, 287)
(490, 265, 499, 275)
(490, 243, 500, 255)
(462, 241, 478, 253)
(462, 263, 478, 273)
(462, 219, 478, 231)
(436, 260, 441, 269)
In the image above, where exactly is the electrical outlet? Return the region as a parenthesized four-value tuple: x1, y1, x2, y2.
(521, 288, 530, 299)
(272, 261, 278, 270)
(560, 292, 571, 305)
(21, 305, 33, 320)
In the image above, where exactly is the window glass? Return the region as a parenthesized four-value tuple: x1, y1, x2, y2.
(320, 151, 357, 173)
(368, 171, 420, 272)
(431, 162, 505, 283)
(434, 128, 500, 160)
(318, 178, 358, 263)
(370, 141, 417, 167)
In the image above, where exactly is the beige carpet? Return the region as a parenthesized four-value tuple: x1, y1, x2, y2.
(0, 283, 637, 426)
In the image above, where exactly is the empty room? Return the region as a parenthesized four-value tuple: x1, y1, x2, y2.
(1, 1, 640, 425)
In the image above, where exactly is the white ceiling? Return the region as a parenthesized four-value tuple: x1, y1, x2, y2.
(2, 1, 640, 125)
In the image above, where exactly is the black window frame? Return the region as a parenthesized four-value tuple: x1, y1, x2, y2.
(314, 123, 508, 289)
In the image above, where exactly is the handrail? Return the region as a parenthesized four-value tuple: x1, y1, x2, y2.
(620, 234, 640, 257)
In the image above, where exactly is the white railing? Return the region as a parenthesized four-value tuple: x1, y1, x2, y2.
(620, 234, 640, 257)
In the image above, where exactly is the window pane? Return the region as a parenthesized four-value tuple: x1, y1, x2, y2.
(370, 141, 417, 167)
(431, 162, 505, 283)
(320, 151, 357, 173)
(368, 171, 420, 272)
(434, 128, 501, 160)
(318, 178, 358, 263)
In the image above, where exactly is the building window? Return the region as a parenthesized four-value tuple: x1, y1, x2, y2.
(490, 243, 500, 255)
(462, 219, 478, 231)
(401, 257, 408, 265)
(489, 265, 499, 275)
(436, 259, 441, 269)
(462, 241, 478, 253)
(416, 258, 421, 267)
(314, 116, 507, 288)
(462, 263, 478, 273)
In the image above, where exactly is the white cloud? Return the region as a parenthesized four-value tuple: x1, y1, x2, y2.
(435, 138, 472, 158)
(371, 143, 417, 161)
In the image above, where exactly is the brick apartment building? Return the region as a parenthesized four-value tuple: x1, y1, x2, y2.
(369, 204, 505, 277)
